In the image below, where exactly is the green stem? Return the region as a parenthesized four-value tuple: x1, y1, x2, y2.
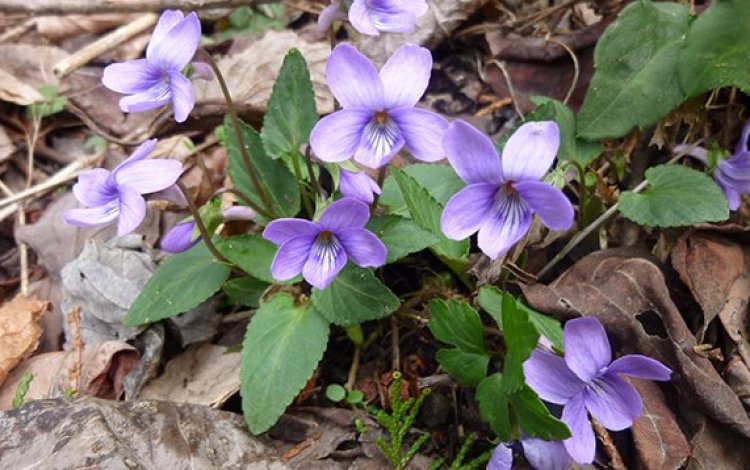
(370, 166, 387, 213)
(198, 49, 276, 218)
(291, 151, 314, 217)
(304, 145, 324, 198)
(563, 160, 587, 225)
(175, 180, 232, 266)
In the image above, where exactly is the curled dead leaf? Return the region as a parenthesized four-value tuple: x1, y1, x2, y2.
(0, 294, 47, 388)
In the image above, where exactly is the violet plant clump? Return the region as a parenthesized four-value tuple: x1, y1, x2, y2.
(523, 317, 672, 464)
(102, 10, 204, 123)
(262, 197, 387, 289)
(675, 119, 750, 210)
(63, 139, 182, 236)
(318, 0, 428, 36)
(310, 42, 448, 168)
(440, 119, 574, 259)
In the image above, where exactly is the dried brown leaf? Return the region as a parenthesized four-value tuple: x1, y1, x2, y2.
(0, 69, 43, 106)
(631, 380, 690, 470)
(138, 343, 240, 407)
(36, 13, 140, 41)
(0, 341, 138, 409)
(0, 294, 47, 388)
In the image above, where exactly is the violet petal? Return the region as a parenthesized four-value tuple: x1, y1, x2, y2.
(337, 228, 387, 267)
(348, 0, 380, 35)
(303, 234, 348, 289)
(118, 81, 171, 113)
(390, 107, 448, 163)
(72, 168, 116, 207)
(585, 373, 642, 431)
(561, 393, 595, 464)
(441, 183, 496, 241)
(379, 43, 432, 109)
(101, 59, 162, 94)
(320, 197, 370, 230)
(476, 188, 532, 259)
(310, 109, 372, 163)
(62, 201, 119, 227)
(487, 443, 513, 470)
(514, 180, 574, 231)
(116, 186, 147, 236)
(147, 11, 201, 71)
(114, 159, 183, 195)
(523, 349, 587, 405)
(563, 317, 612, 383)
(263, 218, 320, 245)
(502, 121, 560, 182)
(521, 438, 572, 470)
(147, 10, 184, 57)
(339, 169, 380, 204)
(161, 220, 199, 253)
(168, 70, 195, 123)
(317, 2, 347, 33)
(606, 355, 672, 381)
(270, 234, 315, 281)
(326, 43, 384, 109)
(353, 114, 405, 168)
(443, 120, 503, 184)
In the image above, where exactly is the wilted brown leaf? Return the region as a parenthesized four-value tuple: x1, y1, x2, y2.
(138, 343, 240, 407)
(686, 417, 750, 470)
(194, 29, 333, 117)
(522, 249, 750, 439)
(0, 69, 44, 106)
(0, 341, 138, 409)
(0, 44, 68, 90)
(631, 380, 690, 470)
(0, 295, 47, 388)
(36, 13, 140, 40)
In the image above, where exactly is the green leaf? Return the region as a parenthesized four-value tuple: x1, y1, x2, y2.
(310, 265, 400, 326)
(478, 286, 564, 351)
(326, 384, 346, 402)
(476, 374, 512, 440)
(124, 242, 231, 326)
(501, 294, 539, 392)
(435, 349, 490, 388)
(216, 234, 282, 284)
(428, 299, 489, 386)
(367, 215, 438, 263)
(679, 0, 750, 95)
(223, 276, 269, 308)
(241, 294, 329, 434)
(619, 164, 729, 227)
(261, 49, 318, 160)
(222, 116, 300, 219)
(380, 164, 463, 217)
(577, 0, 690, 139)
(26, 84, 67, 119)
(428, 300, 485, 354)
(509, 386, 571, 440)
(221, 4, 286, 37)
(527, 97, 601, 167)
(390, 167, 468, 259)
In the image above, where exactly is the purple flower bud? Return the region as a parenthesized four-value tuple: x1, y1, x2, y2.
(63, 139, 183, 236)
(339, 168, 381, 203)
(318, 0, 428, 36)
(160, 205, 257, 253)
(440, 120, 574, 259)
(523, 317, 672, 464)
(310, 43, 448, 168)
(102, 10, 202, 123)
(675, 119, 750, 210)
(262, 198, 387, 289)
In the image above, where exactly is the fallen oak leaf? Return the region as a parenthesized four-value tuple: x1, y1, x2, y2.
(0, 295, 47, 388)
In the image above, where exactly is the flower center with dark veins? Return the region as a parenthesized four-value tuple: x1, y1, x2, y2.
(503, 181, 517, 196)
(374, 110, 389, 125)
(312, 230, 342, 272)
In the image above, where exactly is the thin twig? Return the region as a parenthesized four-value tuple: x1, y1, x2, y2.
(390, 315, 400, 371)
(371, 166, 387, 212)
(491, 59, 524, 119)
(0, 18, 34, 43)
(54, 14, 158, 79)
(198, 50, 276, 218)
(0, 0, 274, 14)
(304, 146, 324, 198)
(544, 35, 579, 105)
(537, 140, 705, 279)
(592, 420, 627, 470)
(345, 343, 361, 392)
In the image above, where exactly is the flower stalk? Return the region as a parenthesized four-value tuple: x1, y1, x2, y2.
(175, 179, 232, 266)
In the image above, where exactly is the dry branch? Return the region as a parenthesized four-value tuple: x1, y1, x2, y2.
(0, 0, 272, 15)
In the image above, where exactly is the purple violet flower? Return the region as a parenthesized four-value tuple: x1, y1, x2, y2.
(523, 317, 672, 464)
(488, 438, 571, 470)
(161, 206, 257, 253)
(310, 43, 448, 169)
(318, 0, 428, 36)
(339, 168, 381, 203)
(102, 10, 202, 123)
(440, 120, 574, 259)
(675, 119, 750, 210)
(63, 139, 183, 236)
(262, 197, 387, 289)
